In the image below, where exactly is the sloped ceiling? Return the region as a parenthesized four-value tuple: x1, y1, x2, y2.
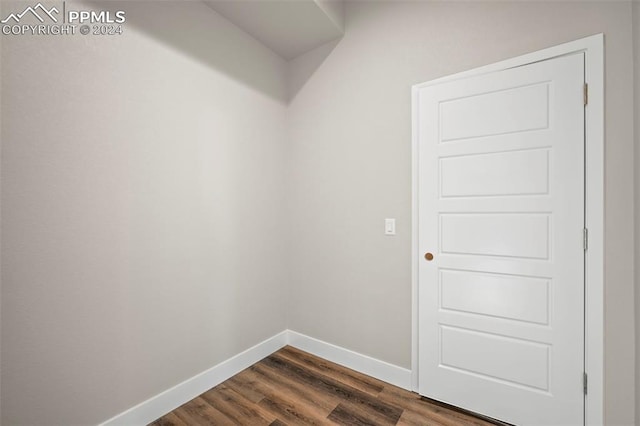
(203, 0, 345, 60)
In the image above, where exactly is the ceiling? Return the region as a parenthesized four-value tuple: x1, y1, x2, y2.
(203, 0, 345, 60)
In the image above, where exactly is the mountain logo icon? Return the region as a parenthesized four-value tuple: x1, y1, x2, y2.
(1, 3, 59, 24)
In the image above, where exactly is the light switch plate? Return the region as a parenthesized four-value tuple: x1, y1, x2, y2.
(385, 218, 396, 235)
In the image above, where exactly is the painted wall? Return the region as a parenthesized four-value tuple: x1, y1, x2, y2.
(0, 18, 3, 424)
(315, 0, 345, 32)
(0, 1, 288, 425)
(287, 1, 635, 424)
(634, 1, 640, 424)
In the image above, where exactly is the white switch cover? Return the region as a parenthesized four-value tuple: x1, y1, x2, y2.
(385, 218, 396, 235)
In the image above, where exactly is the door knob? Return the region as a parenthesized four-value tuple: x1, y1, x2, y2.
(424, 252, 434, 261)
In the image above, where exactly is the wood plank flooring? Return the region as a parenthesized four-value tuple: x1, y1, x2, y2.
(150, 346, 499, 426)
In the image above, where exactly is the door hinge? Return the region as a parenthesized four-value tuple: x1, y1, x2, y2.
(583, 228, 588, 251)
(583, 372, 588, 395)
(584, 83, 588, 106)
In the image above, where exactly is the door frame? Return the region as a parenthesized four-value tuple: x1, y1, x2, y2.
(411, 34, 604, 425)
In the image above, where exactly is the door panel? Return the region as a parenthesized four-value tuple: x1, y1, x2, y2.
(439, 148, 550, 198)
(416, 53, 585, 425)
(440, 213, 550, 259)
(439, 82, 549, 141)
(440, 326, 550, 391)
(440, 269, 550, 324)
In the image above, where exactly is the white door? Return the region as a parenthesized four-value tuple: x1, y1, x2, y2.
(416, 53, 585, 425)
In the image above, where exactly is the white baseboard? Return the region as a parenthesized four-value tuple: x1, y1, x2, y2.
(99, 329, 412, 425)
(286, 330, 412, 390)
(99, 330, 288, 426)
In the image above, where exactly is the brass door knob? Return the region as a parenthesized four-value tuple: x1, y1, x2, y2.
(424, 252, 434, 261)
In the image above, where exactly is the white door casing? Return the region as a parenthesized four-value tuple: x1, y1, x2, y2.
(415, 52, 586, 425)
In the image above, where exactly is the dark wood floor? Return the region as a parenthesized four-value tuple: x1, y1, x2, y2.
(150, 346, 498, 426)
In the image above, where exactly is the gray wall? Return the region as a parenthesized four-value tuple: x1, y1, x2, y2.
(635, 0, 640, 424)
(0, 2, 288, 425)
(287, 2, 636, 424)
(0, 18, 3, 424)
